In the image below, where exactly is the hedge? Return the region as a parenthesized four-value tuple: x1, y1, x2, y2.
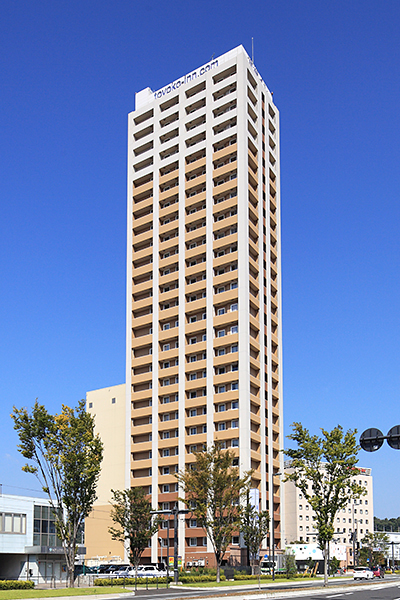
(0, 580, 35, 590)
(180, 574, 226, 582)
(94, 577, 171, 586)
(94, 574, 227, 586)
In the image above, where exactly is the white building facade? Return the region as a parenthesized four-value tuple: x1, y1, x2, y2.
(0, 494, 67, 582)
(284, 464, 374, 567)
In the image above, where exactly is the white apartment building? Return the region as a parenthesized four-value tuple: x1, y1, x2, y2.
(126, 45, 283, 566)
(284, 464, 374, 563)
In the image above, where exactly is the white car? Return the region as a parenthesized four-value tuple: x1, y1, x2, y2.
(137, 566, 167, 578)
(353, 566, 374, 580)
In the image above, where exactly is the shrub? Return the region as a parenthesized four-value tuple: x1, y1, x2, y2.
(0, 580, 35, 590)
(180, 574, 226, 582)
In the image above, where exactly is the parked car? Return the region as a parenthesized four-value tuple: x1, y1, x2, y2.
(353, 566, 374, 580)
(136, 565, 167, 577)
(372, 566, 385, 578)
(113, 566, 136, 578)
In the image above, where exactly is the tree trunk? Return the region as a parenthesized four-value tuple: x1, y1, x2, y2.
(323, 540, 328, 587)
(216, 561, 220, 583)
(68, 565, 74, 588)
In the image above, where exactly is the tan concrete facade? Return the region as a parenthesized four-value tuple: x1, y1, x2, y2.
(127, 46, 284, 567)
(86, 384, 126, 563)
(284, 464, 373, 566)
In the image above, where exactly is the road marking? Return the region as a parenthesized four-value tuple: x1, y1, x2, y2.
(326, 595, 344, 598)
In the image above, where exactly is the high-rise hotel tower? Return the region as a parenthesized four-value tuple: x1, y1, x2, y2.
(126, 45, 283, 566)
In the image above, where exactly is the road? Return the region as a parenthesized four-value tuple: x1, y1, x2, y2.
(120, 575, 400, 600)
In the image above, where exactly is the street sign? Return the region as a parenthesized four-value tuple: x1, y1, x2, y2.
(360, 428, 384, 452)
(387, 425, 400, 450)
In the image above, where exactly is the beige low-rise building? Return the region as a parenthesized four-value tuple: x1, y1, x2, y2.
(85, 384, 126, 563)
(284, 462, 373, 567)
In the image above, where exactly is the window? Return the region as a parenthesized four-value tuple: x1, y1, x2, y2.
(231, 400, 239, 409)
(190, 373, 197, 380)
(232, 439, 239, 447)
(163, 431, 170, 439)
(218, 308, 226, 316)
(163, 467, 170, 475)
(231, 382, 238, 390)
(190, 316, 197, 323)
(190, 337, 197, 345)
(190, 391, 197, 399)
(189, 538, 197, 547)
(88, 402, 92, 408)
(231, 344, 238, 352)
(190, 409, 197, 417)
(232, 536, 239, 545)
(163, 449, 170, 457)
(189, 519, 197, 528)
(230, 303, 238, 311)
(1, 512, 27, 534)
(218, 329, 226, 337)
(231, 419, 238, 428)
(218, 385, 226, 393)
(232, 363, 238, 371)
(231, 325, 238, 334)
(190, 427, 197, 435)
(163, 485, 170, 493)
(218, 422, 226, 431)
(163, 343, 170, 351)
(163, 323, 170, 330)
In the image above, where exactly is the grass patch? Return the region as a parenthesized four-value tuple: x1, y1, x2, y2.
(0, 586, 133, 599)
(180, 577, 297, 587)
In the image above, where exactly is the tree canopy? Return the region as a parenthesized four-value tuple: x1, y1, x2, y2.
(240, 497, 269, 581)
(12, 400, 103, 586)
(176, 444, 251, 582)
(109, 487, 161, 574)
(284, 422, 365, 586)
(360, 531, 389, 567)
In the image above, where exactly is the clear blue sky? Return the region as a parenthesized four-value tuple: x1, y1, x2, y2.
(1, 0, 399, 518)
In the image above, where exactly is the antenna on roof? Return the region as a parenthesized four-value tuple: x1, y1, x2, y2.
(211, 53, 215, 60)
(252, 38, 254, 64)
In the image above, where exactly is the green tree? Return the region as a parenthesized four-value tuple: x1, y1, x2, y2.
(284, 423, 365, 587)
(329, 556, 340, 575)
(359, 531, 389, 567)
(12, 400, 103, 587)
(285, 551, 297, 577)
(240, 496, 270, 585)
(176, 444, 251, 582)
(109, 487, 161, 576)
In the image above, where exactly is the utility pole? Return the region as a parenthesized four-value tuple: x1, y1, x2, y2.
(152, 508, 189, 584)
